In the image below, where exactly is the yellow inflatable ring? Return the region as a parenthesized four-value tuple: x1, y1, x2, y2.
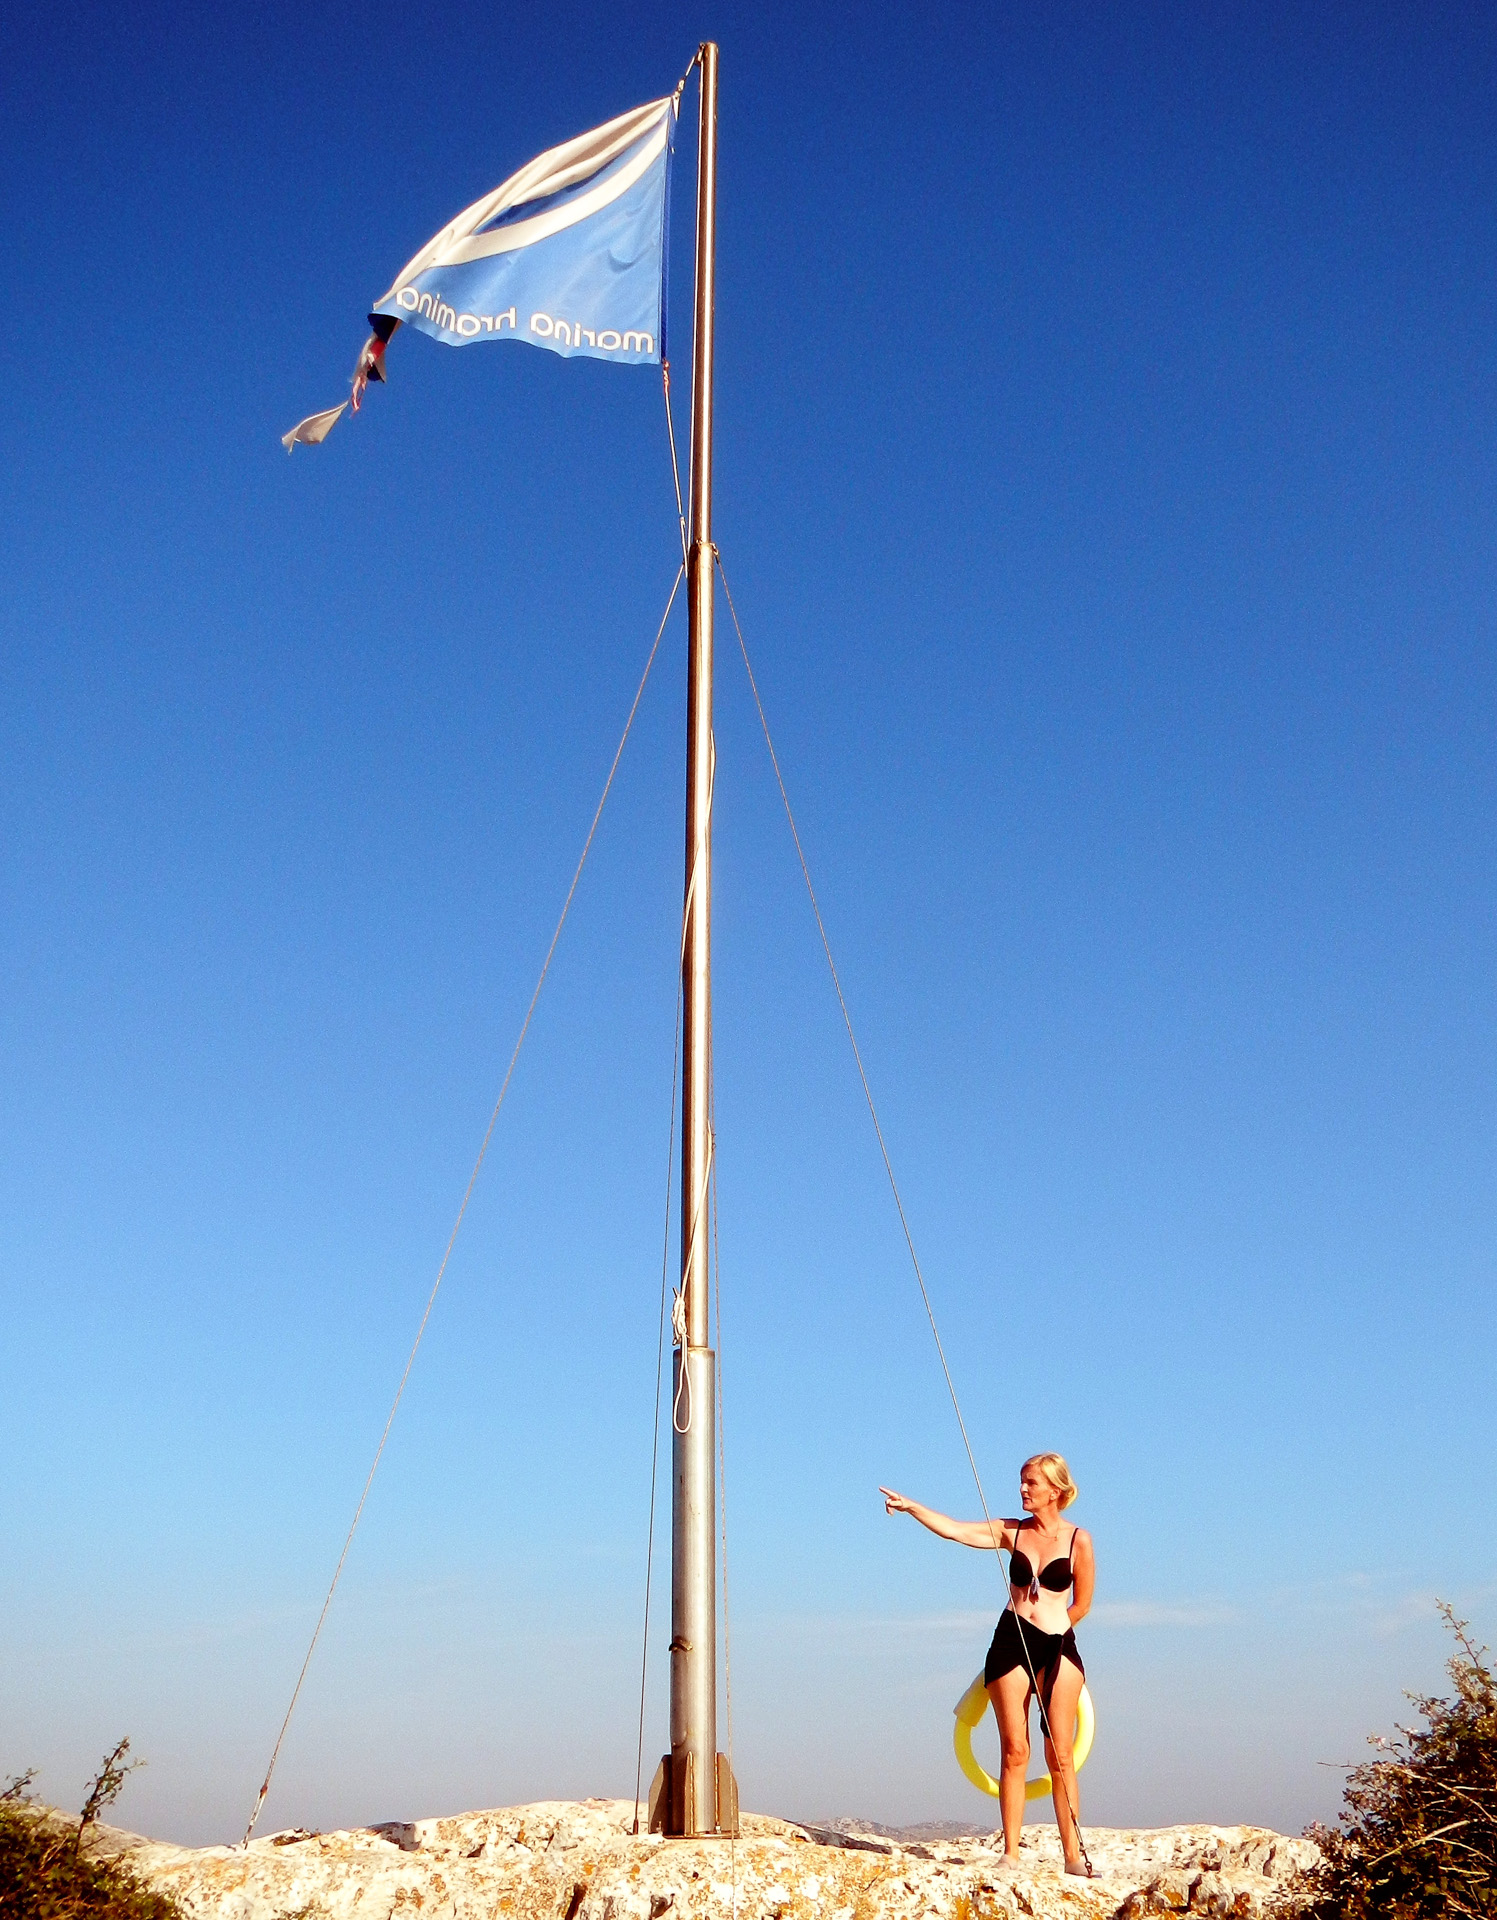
(953, 1669, 1095, 1802)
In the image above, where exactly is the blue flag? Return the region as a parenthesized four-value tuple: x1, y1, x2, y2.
(283, 95, 676, 449)
(376, 96, 675, 365)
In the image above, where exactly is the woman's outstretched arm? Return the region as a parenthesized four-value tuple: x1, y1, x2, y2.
(881, 1487, 1012, 1551)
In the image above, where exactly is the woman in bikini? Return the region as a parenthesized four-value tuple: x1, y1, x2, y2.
(880, 1453, 1094, 1874)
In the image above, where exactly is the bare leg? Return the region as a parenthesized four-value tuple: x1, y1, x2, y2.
(989, 1669, 1032, 1863)
(1040, 1656, 1085, 1868)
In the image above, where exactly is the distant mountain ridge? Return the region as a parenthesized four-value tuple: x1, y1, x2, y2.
(796, 1815, 1000, 1844)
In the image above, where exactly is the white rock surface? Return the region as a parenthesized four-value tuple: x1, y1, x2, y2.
(114, 1799, 1318, 1920)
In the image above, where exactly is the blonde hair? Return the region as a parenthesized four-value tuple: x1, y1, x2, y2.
(1022, 1452, 1078, 1510)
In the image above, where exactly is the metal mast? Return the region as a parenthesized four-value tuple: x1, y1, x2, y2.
(662, 38, 727, 1840)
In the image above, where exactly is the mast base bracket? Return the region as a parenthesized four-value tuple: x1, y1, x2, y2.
(646, 1753, 740, 1837)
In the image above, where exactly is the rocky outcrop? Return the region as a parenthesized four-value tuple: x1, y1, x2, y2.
(116, 1799, 1318, 1920)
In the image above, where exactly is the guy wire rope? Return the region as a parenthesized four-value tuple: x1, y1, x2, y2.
(242, 563, 685, 1848)
(716, 552, 1092, 1878)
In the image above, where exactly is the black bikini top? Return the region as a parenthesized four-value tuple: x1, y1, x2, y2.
(1008, 1524, 1076, 1593)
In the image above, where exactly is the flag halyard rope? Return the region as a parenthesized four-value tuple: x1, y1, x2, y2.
(631, 970, 684, 1833)
(242, 563, 685, 1848)
(662, 367, 690, 570)
(710, 1070, 739, 1898)
(715, 552, 1092, 1878)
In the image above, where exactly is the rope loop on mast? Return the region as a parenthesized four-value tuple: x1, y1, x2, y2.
(671, 1107, 713, 1437)
(670, 1287, 690, 1435)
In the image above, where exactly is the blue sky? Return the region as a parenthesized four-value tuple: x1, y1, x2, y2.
(2, 0, 1494, 1848)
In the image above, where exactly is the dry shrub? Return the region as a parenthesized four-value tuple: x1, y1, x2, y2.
(0, 1744, 183, 1920)
(1284, 1604, 1495, 1918)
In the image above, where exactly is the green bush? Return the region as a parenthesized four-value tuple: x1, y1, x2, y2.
(1288, 1605, 1496, 1918)
(0, 1744, 183, 1920)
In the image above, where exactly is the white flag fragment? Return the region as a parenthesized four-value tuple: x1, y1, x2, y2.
(281, 401, 348, 453)
(282, 93, 675, 450)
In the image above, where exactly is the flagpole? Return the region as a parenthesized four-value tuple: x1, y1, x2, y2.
(668, 37, 721, 1839)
